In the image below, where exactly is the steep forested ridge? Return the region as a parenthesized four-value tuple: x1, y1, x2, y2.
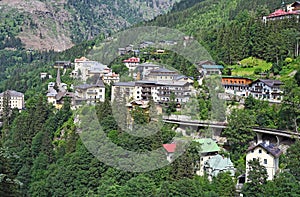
(0, 0, 180, 51)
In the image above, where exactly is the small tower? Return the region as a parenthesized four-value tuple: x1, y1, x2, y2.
(56, 68, 61, 88)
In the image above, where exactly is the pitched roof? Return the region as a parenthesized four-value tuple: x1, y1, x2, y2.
(137, 63, 161, 68)
(163, 144, 176, 153)
(197, 60, 216, 66)
(267, 9, 299, 18)
(291, 1, 300, 7)
(247, 142, 282, 158)
(205, 154, 235, 177)
(251, 79, 283, 87)
(193, 138, 220, 153)
(113, 82, 136, 87)
(150, 67, 177, 73)
(174, 75, 194, 81)
(75, 57, 89, 62)
(0, 90, 24, 97)
(123, 57, 140, 63)
(75, 80, 105, 89)
(201, 65, 224, 69)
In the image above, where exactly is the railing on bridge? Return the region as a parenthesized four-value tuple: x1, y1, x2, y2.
(162, 115, 300, 138)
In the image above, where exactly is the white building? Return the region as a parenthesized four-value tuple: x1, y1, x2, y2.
(163, 144, 176, 162)
(123, 57, 140, 72)
(72, 57, 110, 82)
(198, 65, 224, 76)
(135, 63, 161, 80)
(0, 90, 25, 111)
(102, 72, 120, 84)
(193, 138, 220, 176)
(111, 80, 194, 104)
(111, 82, 137, 102)
(246, 142, 282, 181)
(248, 79, 283, 102)
(145, 68, 178, 81)
(75, 80, 105, 105)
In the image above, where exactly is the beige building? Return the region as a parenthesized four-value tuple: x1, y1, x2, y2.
(111, 82, 136, 102)
(145, 68, 178, 81)
(0, 90, 25, 111)
(75, 80, 105, 105)
(246, 142, 282, 181)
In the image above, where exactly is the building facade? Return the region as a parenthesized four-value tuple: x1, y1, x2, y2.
(72, 56, 110, 81)
(204, 154, 235, 181)
(123, 57, 140, 72)
(222, 76, 253, 97)
(246, 142, 282, 181)
(111, 80, 194, 104)
(198, 65, 224, 76)
(248, 79, 283, 102)
(0, 90, 24, 111)
(75, 80, 105, 105)
(193, 138, 220, 176)
(145, 68, 178, 81)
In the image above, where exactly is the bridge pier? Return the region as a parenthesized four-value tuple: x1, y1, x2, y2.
(256, 133, 263, 144)
(276, 136, 284, 146)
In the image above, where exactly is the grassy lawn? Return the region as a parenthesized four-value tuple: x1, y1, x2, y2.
(279, 60, 300, 81)
(228, 57, 272, 77)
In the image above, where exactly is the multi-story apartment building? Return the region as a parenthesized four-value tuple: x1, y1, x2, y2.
(111, 82, 136, 102)
(248, 79, 283, 102)
(135, 63, 161, 80)
(0, 90, 25, 111)
(74, 80, 105, 105)
(111, 80, 194, 104)
(145, 68, 178, 81)
(222, 76, 253, 97)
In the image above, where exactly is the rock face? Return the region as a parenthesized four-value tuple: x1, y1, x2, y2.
(0, 0, 180, 51)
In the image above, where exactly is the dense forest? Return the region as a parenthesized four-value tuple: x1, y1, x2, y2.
(0, 0, 300, 196)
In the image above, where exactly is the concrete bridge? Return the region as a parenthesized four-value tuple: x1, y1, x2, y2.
(163, 115, 299, 145)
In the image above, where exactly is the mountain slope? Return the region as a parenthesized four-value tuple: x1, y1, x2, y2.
(0, 0, 180, 51)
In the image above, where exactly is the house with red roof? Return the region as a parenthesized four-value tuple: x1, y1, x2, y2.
(163, 144, 176, 162)
(123, 57, 140, 72)
(263, 8, 300, 23)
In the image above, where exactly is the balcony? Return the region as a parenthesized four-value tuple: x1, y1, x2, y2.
(87, 91, 96, 94)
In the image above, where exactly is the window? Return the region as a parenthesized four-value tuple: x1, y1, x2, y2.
(264, 159, 267, 164)
(259, 149, 262, 154)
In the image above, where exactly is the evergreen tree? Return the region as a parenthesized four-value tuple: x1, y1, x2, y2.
(242, 159, 268, 197)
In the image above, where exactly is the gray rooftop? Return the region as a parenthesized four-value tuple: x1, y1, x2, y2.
(0, 90, 24, 97)
(113, 82, 136, 87)
(76, 80, 105, 89)
(150, 68, 177, 73)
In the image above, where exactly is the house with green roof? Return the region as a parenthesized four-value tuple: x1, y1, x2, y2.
(204, 154, 235, 181)
(193, 138, 220, 176)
